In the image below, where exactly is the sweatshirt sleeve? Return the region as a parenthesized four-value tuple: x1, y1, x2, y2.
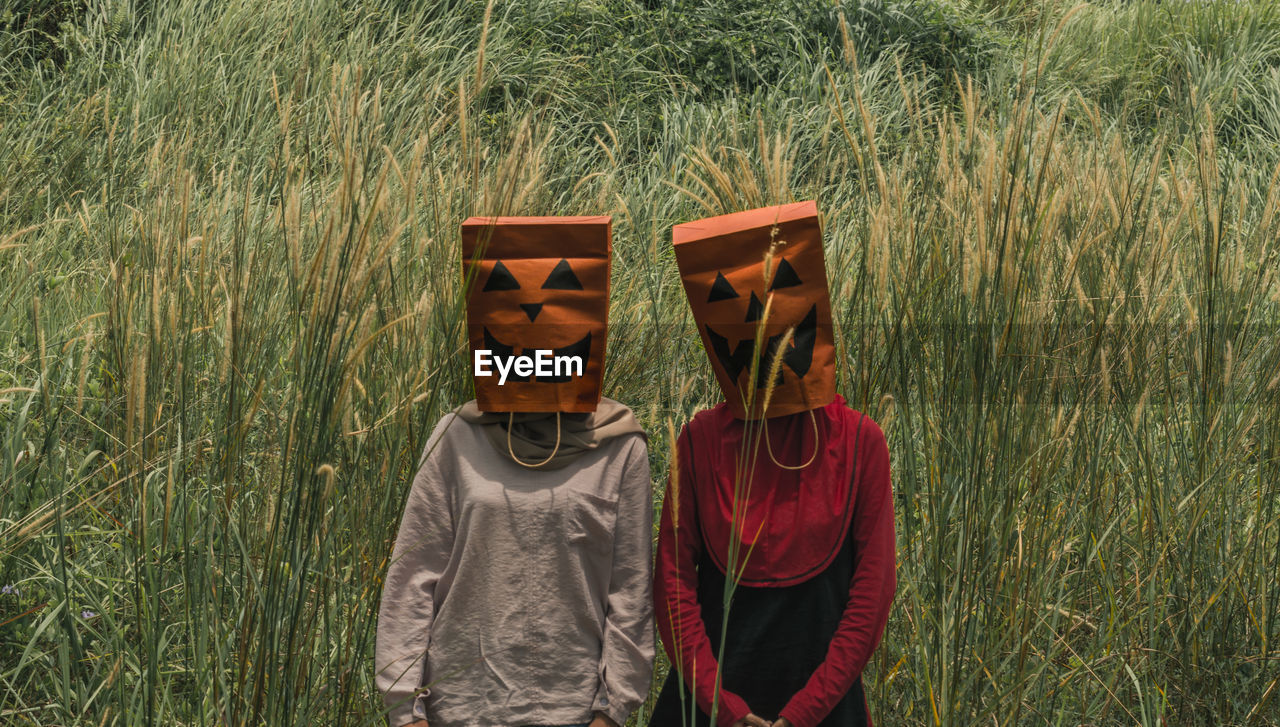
(376, 418, 457, 727)
(778, 417, 897, 727)
(592, 435, 657, 726)
(653, 427, 753, 727)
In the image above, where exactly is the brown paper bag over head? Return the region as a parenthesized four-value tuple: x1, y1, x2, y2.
(461, 216, 611, 413)
(673, 201, 836, 419)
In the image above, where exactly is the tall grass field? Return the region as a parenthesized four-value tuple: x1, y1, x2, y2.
(2, 0, 1279, 724)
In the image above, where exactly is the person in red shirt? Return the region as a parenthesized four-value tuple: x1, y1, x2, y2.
(649, 396, 896, 727)
(652, 203, 896, 727)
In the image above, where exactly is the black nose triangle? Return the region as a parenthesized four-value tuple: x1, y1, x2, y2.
(520, 303, 543, 322)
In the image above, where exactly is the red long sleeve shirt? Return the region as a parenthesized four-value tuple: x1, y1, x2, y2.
(653, 397, 897, 727)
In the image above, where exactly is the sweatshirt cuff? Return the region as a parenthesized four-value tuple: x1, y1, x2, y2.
(386, 690, 429, 727)
(779, 704, 811, 727)
(591, 686, 633, 727)
(713, 691, 751, 727)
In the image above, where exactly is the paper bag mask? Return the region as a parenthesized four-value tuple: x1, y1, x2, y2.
(461, 216, 611, 413)
(673, 201, 836, 419)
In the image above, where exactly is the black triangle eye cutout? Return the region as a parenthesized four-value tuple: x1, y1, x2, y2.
(769, 258, 802, 290)
(744, 291, 764, 322)
(707, 271, 739, 302)
(542, 259, 583, 290)
(483, 260, 520, 291)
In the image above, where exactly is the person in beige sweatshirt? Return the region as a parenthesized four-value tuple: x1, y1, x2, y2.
(375, 400, 654, 727)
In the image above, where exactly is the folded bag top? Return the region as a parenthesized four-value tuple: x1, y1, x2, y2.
(461, 215, 612, 413)
(673, 201, 836, 419)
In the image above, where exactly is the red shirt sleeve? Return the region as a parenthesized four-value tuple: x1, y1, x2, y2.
(653, 426, 753, 727)
(778, 416, 897, 727)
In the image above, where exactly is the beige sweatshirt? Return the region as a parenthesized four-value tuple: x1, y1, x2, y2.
(375, 410, 654, 727)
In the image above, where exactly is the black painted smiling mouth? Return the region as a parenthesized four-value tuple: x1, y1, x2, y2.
(482, 328, 592, 383)
(705, 304, 817, 388)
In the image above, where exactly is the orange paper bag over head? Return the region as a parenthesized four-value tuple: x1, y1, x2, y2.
(462, 216, 611, 413)
(673, 201, 835, 419)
